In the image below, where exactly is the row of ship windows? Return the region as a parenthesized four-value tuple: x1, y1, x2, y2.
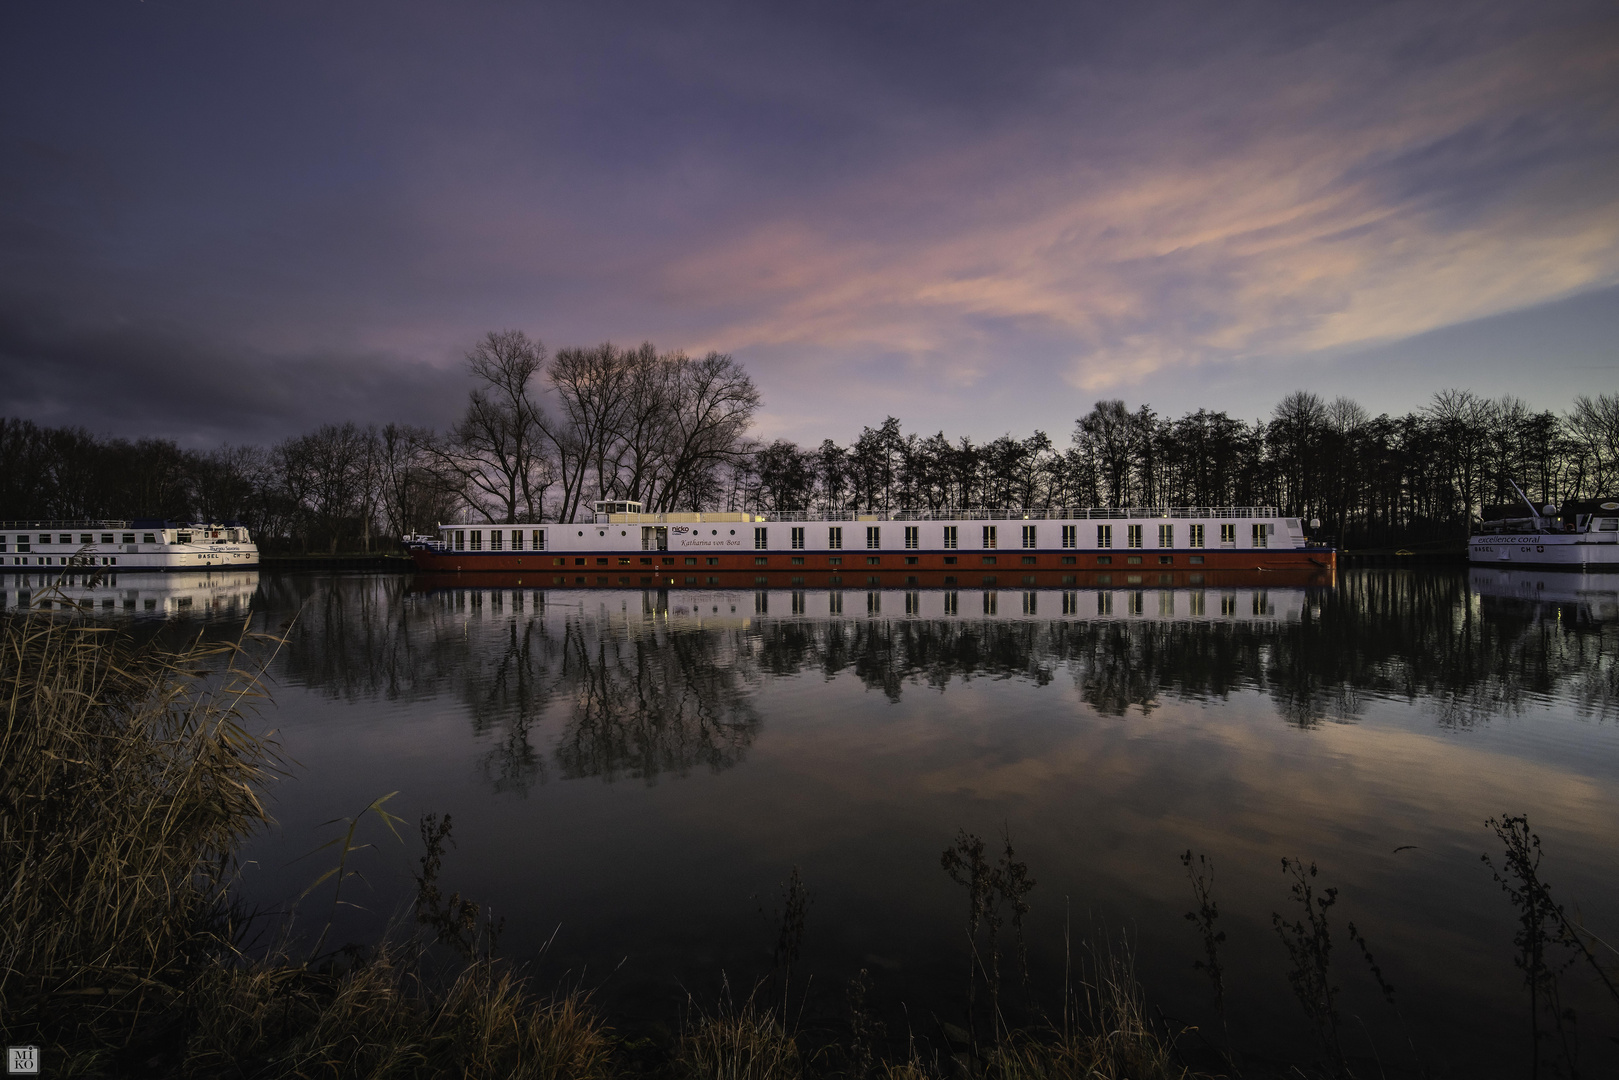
(8, 556, 123, 566)
(1, 533, 152, 551)
(0, 530, 243, 551)
(448, 523, 1276, 551)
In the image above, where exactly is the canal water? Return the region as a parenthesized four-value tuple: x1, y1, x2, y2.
(11, 567, 1618, 1072)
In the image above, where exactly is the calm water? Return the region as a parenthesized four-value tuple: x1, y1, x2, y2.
(16, 566, 1618, 1071)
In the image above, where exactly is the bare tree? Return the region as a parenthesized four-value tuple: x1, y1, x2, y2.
(429, 331, 552, 523)
(1568, 393, 1619, 495)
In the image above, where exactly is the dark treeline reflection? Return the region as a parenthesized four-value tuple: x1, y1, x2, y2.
(259, 571, 1617, 790)
(263, 576, 760, 791)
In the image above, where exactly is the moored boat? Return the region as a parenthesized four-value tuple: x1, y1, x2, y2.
(405, 502, 1335, 586)
(1468, 490, 1619, 569)
(0, 520, 259, 572)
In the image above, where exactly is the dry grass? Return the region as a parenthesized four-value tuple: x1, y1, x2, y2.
(0, 605, 615, 1079)
(184, 945, 615, 1079)
(677, 987, 803, 1080)
(0, 603, 279, 1066)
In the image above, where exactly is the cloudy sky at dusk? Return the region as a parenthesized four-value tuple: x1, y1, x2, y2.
(2, 1, 1616, 448)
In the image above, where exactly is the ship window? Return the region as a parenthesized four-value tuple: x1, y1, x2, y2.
(1189, 524, 1205, 548)
(755, 526, 768, 549)
(982, 555, 997, 565)
(791, 527, 805, 550)
(1062, 525, 1076, 548)
(490, 531, 503, 551)
(943, 555, 956, 565)
(534, 529, 546, 550)
(866, 526, 881, 549)
(829, 556, 842, 565)
(828, 526, 843, 549)
(123, 534, 135, 544)
(1220, 523, 1236, 546)
(943, 526, 957, 549)
(1190, 555, 1204, 564)
(756, 556, 769, 566)
(1159, 524, 1173, 548)
(79, 534, 92, 544)
(707, 557, 719, 566)
(1021, 525, 1036, 548)
(470, 531, 482, 550)
(511, 530, 524, 550)
(792, 556, 804, 565)
(1097, 555, 1111, 565)
(904, 526, 919, 549)
(59, 534, 71, 544)
(455, 530, 466, 549)
(686, 557, 698, 565)
(1127, 525, 1142, 549)
(983, 525, 997, 549)
(867, 556, 880, 566)
(1097, 525, 1111, 549)
(1252, 523, 1268, 549)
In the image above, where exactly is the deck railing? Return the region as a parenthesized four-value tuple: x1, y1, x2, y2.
(730, 506, 1279, 523)
(0, 520, 135, 530)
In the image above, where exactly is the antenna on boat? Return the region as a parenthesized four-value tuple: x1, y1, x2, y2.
(1507, 479, 1541, 528)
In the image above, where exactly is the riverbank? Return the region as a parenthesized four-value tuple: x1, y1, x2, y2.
(259, 553, 417, 571)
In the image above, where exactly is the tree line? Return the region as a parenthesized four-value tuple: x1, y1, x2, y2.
(1, 328, 1615, 551)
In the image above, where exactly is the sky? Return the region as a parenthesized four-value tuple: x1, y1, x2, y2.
(1, 0, 1616, 449)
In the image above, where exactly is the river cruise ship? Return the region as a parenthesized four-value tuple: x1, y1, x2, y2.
(405, 503, 1333, 587)
(1468, 496, 1619, 569)
(0, 520, 259, 571)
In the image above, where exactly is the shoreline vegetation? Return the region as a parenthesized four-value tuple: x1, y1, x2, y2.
(4, 331, 1618, 558)
(5, 602, 1619, 1078)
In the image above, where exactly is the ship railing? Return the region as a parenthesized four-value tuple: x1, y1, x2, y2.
(744, 506, 1281, 523)
(0, 519, 135, 529)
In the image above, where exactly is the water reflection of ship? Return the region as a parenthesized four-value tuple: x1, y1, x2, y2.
(1469, 566, 1619, 622)
(0, 569, 261, 618)
(409, 573, 1313, 624)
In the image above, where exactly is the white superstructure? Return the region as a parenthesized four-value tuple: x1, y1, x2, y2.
(0, 520, 259, 571)
(1468, 496, 1619, 569)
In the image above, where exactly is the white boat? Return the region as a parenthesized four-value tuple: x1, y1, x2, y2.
(1467, 488, 1619, 569)
(0, 520, 259, 571)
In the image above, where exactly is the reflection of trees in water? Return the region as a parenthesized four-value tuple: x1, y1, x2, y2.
(266, 578, 760, 790)
(554, 624, 759, 783)
(266, 572, 1618, 786)
(752, 574, 1617, 727)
